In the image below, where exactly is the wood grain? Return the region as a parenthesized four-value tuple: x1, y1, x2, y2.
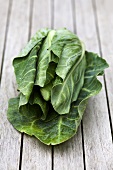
(75, 0, 113, 169)
(0, 0, 30, 169)
(53, 0, 84, 169)
(95, 0, 113, 136)
(21, 1, 52, 170)
(31, 0, 51, 35)
(53, 127, 84, 170)
(0, 0, 9, 74)
(54, 0, 73, 32)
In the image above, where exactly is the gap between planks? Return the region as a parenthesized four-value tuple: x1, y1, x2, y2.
(0, 0, 12, 85)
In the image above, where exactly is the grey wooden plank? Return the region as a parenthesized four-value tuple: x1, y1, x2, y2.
(53, 127, 84, 170)
(0, 0, 9, 75)
(75, 0, 113, 169)
(95, 0, 113, 136)
(31, 0, 51, 35)
(21, 0, 52, 170)
(54, 0, 73, 32)
(22, 137, 52, 170)
(53, 0, 84, 169)
(0, 0, 30, 169)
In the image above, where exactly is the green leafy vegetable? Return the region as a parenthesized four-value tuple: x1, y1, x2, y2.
(7, 28, 109, 145)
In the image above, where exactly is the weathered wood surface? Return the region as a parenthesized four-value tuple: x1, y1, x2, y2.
(95, 0, 113, 137)
(0, 0, 9, 75)
(0, 0, 113, 170)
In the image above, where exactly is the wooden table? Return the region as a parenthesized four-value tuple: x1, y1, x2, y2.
(0, 0, 113, 169)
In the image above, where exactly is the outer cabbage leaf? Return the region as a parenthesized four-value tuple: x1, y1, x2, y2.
(18, 28, 50, 57)
(14, 45, 38, 106)
(50, 28, 79, 57)
(50, 29, 83, 80)
(51, 43, 86, 115)
(7, 52, 109, 145)
(55, 41, 82, 80)
(13, 28, 50, 106)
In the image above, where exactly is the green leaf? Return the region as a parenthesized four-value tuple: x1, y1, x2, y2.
(13, 45, 39, 106)
(56, 40, 83, 80)
(13, 28, 50, 106)
(18, 28, 50, 57)
(51, 52, 59, 63)
(7, 28, 109, 146)
(40, 81, 53, 101)
(45, 62, 57, 85)
(7, 51, 108, 145)
(51, 43, 86, 115)
(50, 28, 79, 57)
(35, 30, 56, 87)
(29, 86, 49, 120)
